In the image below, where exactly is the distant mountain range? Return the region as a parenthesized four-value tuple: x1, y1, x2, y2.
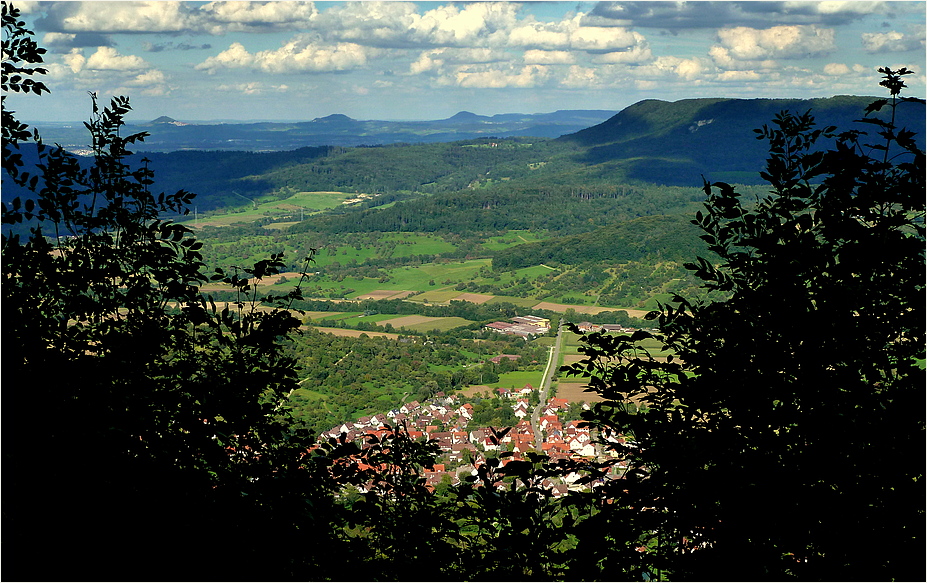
(7, 95, 923, 212)
(28, 109, 619, 152)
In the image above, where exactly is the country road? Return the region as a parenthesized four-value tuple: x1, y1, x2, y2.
(531, 321, 563, 451)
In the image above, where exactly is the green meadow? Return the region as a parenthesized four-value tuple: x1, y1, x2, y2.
(480, 230, 548, 251)
(489, 370, 545, 391)
(190, 190, 361, 228)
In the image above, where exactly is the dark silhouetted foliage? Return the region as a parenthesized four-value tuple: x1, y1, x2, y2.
(564, 68, 925, 581)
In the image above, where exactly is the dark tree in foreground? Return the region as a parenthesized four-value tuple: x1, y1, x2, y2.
(565, 68, 924, 581)
(2, 4, 350, 580)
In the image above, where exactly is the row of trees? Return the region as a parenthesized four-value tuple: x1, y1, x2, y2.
(4, 5, 922, 579)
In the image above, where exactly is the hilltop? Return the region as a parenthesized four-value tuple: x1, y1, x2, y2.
(557, 95, 919, 184)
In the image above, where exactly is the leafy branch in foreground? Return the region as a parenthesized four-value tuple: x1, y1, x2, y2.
(563, 67, 924, 581)
(2, 7, 343, 577)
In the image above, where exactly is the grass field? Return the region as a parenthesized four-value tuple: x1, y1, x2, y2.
(461, 369, 545, 396)
(495, 370, 545, 390)
(305, 326, 400, 339)
(339, 313, 410, 326)
(480, 230, 548, 251)
(303, 311, 351, 321)
(382, 315, 474, 332)
(404, 288, 463, 303)
(189, 191, 359, 228)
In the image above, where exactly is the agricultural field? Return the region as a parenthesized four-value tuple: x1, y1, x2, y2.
(472, 369, 546, 393)
(555, 382, 603, 404)
(378, 314, 475, 332)
(304, 326, 400, 339)
(189, 190, 362, 228)
(191, 205, 677, 318)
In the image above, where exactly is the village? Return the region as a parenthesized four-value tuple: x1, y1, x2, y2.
(310, 314, 643, 495)
(316, 384, 631, 496)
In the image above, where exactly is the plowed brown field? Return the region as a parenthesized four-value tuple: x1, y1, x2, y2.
(453, 292, 494, 304)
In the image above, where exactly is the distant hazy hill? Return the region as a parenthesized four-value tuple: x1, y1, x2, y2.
(26, 109, 619, 152)
(148, 116, 178, 125)
(559, 95, 925, 185)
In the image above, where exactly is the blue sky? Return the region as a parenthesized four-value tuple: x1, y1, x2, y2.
(10, 1, 926, 122)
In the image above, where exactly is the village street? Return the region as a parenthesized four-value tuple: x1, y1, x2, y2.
(532, 320, 563, 451)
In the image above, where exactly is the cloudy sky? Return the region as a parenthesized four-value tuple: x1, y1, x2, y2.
(9, 1, 926, 122)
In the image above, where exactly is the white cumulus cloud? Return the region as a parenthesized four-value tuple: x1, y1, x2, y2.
(38, 1, 319, 35)
(62, 49, 87, 74)
(823, 62, 851, 75)
(454, 63, 551, 89)
(199, 1, 319, 34)
(523, 49, 576, 65)
(508, 21, 573, 50)
(716, 25, 837, 61)
(410, 49, 446, 75)
(570, 26, 644, 52)
(406, 2, 520, 48)
(47, 1, 199, 34)
(709, 45, 778, 71)
(85, 46, 149, 71)
(559, 65, 599, 88)
(861, 27, 926, 53)
(216, 81, 290, 95)
(196, 37, 375, 74)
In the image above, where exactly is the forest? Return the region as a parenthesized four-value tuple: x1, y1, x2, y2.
(4, 5, 924, 581)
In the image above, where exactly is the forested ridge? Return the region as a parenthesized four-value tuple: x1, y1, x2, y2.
(491, 214, 710, 270)
(4, 5, 923, 581)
